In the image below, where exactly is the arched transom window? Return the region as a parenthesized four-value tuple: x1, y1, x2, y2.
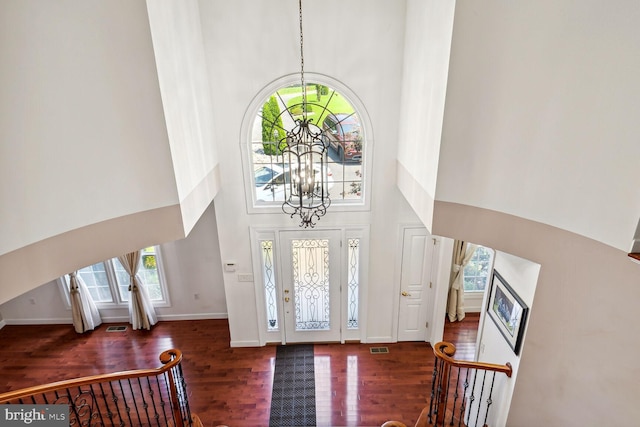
(247, 80, 368, 209)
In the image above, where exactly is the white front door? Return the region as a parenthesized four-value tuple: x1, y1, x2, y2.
(397, 227, 434, 341)
(280, 230, 342, 343)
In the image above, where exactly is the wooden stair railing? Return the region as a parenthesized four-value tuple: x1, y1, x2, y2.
(429, 342, 512, 427)
(0, 348, 203, 427)
(382, 342, 512, 427)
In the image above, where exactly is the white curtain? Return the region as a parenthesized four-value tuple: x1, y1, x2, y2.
(447, 240, 477, 322)
(118, 251, 158, 330)
(68, 271, 102, 333)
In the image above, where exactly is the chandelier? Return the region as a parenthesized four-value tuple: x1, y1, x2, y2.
(281, 0, 331, 228)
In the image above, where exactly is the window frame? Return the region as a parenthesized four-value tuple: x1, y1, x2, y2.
(463, 246, 495, 293)
(240, 73, 373, 216)
(57, 246, 171, 309)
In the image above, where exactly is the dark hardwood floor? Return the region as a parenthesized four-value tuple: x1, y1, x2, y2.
(0, 314, 479, 427)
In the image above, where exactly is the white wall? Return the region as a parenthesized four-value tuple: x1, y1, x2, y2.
(198, 0, 422, 346)
(0, 1, 223, 305)
(436, 0, 640, 252)
(0, 282, 68, 325)
(396, 0, 456, 231)
(156, 202, 227, 319)
(433, 202, 640, 426)
(0, 0, 176, 257)
(474, 251, 540, 427)
(146, 0, 221, 234)
(0, 202, 227, 324)
(430, 3, 640, 422)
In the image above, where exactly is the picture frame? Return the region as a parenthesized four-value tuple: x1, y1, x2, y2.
(486, 270, 528, 355)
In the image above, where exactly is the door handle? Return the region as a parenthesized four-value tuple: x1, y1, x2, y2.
(401, 291, 411, 297)
(284, 297, 290, 302)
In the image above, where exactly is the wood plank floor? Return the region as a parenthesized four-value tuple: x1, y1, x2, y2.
(0, 314, 479, 427)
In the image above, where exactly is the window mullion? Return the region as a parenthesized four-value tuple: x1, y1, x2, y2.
(104, 259, 124, 305)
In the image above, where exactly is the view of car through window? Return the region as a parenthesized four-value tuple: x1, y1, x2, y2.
(322, 113, 362, 162)
(252, 82, 364, 204)
(255, 164, 334, 202)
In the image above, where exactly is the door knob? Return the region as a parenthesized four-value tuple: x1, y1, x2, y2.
(284, 289, 290, 294)
(401, 291, 411, 297)
(284, 297, 290, 302)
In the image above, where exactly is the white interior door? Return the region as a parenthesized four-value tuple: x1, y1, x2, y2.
(280, 230, 342, 343)
(397, 227, 434, 341)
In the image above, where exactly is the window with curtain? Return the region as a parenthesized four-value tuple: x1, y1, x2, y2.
(463, 246, 494, 292)
(59, 246, 169, 306)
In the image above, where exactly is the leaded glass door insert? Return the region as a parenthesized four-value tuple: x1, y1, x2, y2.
(281, 230, 341, 343)
(292, 239, 330, 331)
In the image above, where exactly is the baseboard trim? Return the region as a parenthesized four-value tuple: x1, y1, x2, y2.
(366, 336, 395, 344)
(99, 316, 129, 324)
(464, 292, 485, 313)
(2, 313, 229, 326)
(3, 318, 74, 326)
(230, 340, 261, 348)
(157, 313, 228, 321)
(0, 319, 6, 330)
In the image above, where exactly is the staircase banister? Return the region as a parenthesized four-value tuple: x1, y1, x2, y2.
(433, 341, 512, 378)
(0, 348, 183, 403)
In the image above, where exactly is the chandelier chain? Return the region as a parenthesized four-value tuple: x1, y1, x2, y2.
(299, 0, 307, 118)
(280, 0, 331, 228)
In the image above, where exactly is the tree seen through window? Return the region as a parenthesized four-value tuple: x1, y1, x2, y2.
(463, 246, 494, 292)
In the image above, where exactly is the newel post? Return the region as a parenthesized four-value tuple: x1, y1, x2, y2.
(165, 367, 185, 427)
(160, 350, 186, 427)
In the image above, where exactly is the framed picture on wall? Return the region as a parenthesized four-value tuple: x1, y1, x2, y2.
(487, 270, 528, 355)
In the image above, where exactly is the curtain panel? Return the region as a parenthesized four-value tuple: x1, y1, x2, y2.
(68, 271, 102, 333)
(447, 240, 477, 322)
(118, 251, 158, 330)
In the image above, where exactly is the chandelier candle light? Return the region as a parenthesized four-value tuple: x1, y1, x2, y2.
(281, 0, 331, 227)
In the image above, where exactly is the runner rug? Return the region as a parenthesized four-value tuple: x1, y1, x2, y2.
(269, 344, 316, 427)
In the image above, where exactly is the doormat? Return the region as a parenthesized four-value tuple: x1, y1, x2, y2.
(269, 344, 316, 427)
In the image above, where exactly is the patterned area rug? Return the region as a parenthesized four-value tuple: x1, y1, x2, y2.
(269, 344, 316, 427)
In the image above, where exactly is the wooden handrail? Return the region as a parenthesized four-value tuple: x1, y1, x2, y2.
(433, 341, 512, 377)
(430, 341, 513, 426)
(0, 348, 183, 403)
(0, 348, 204, 427)
(386, 342, 513, 427)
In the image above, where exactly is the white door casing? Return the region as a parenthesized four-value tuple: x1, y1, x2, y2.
(397, 227, 434, 341)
